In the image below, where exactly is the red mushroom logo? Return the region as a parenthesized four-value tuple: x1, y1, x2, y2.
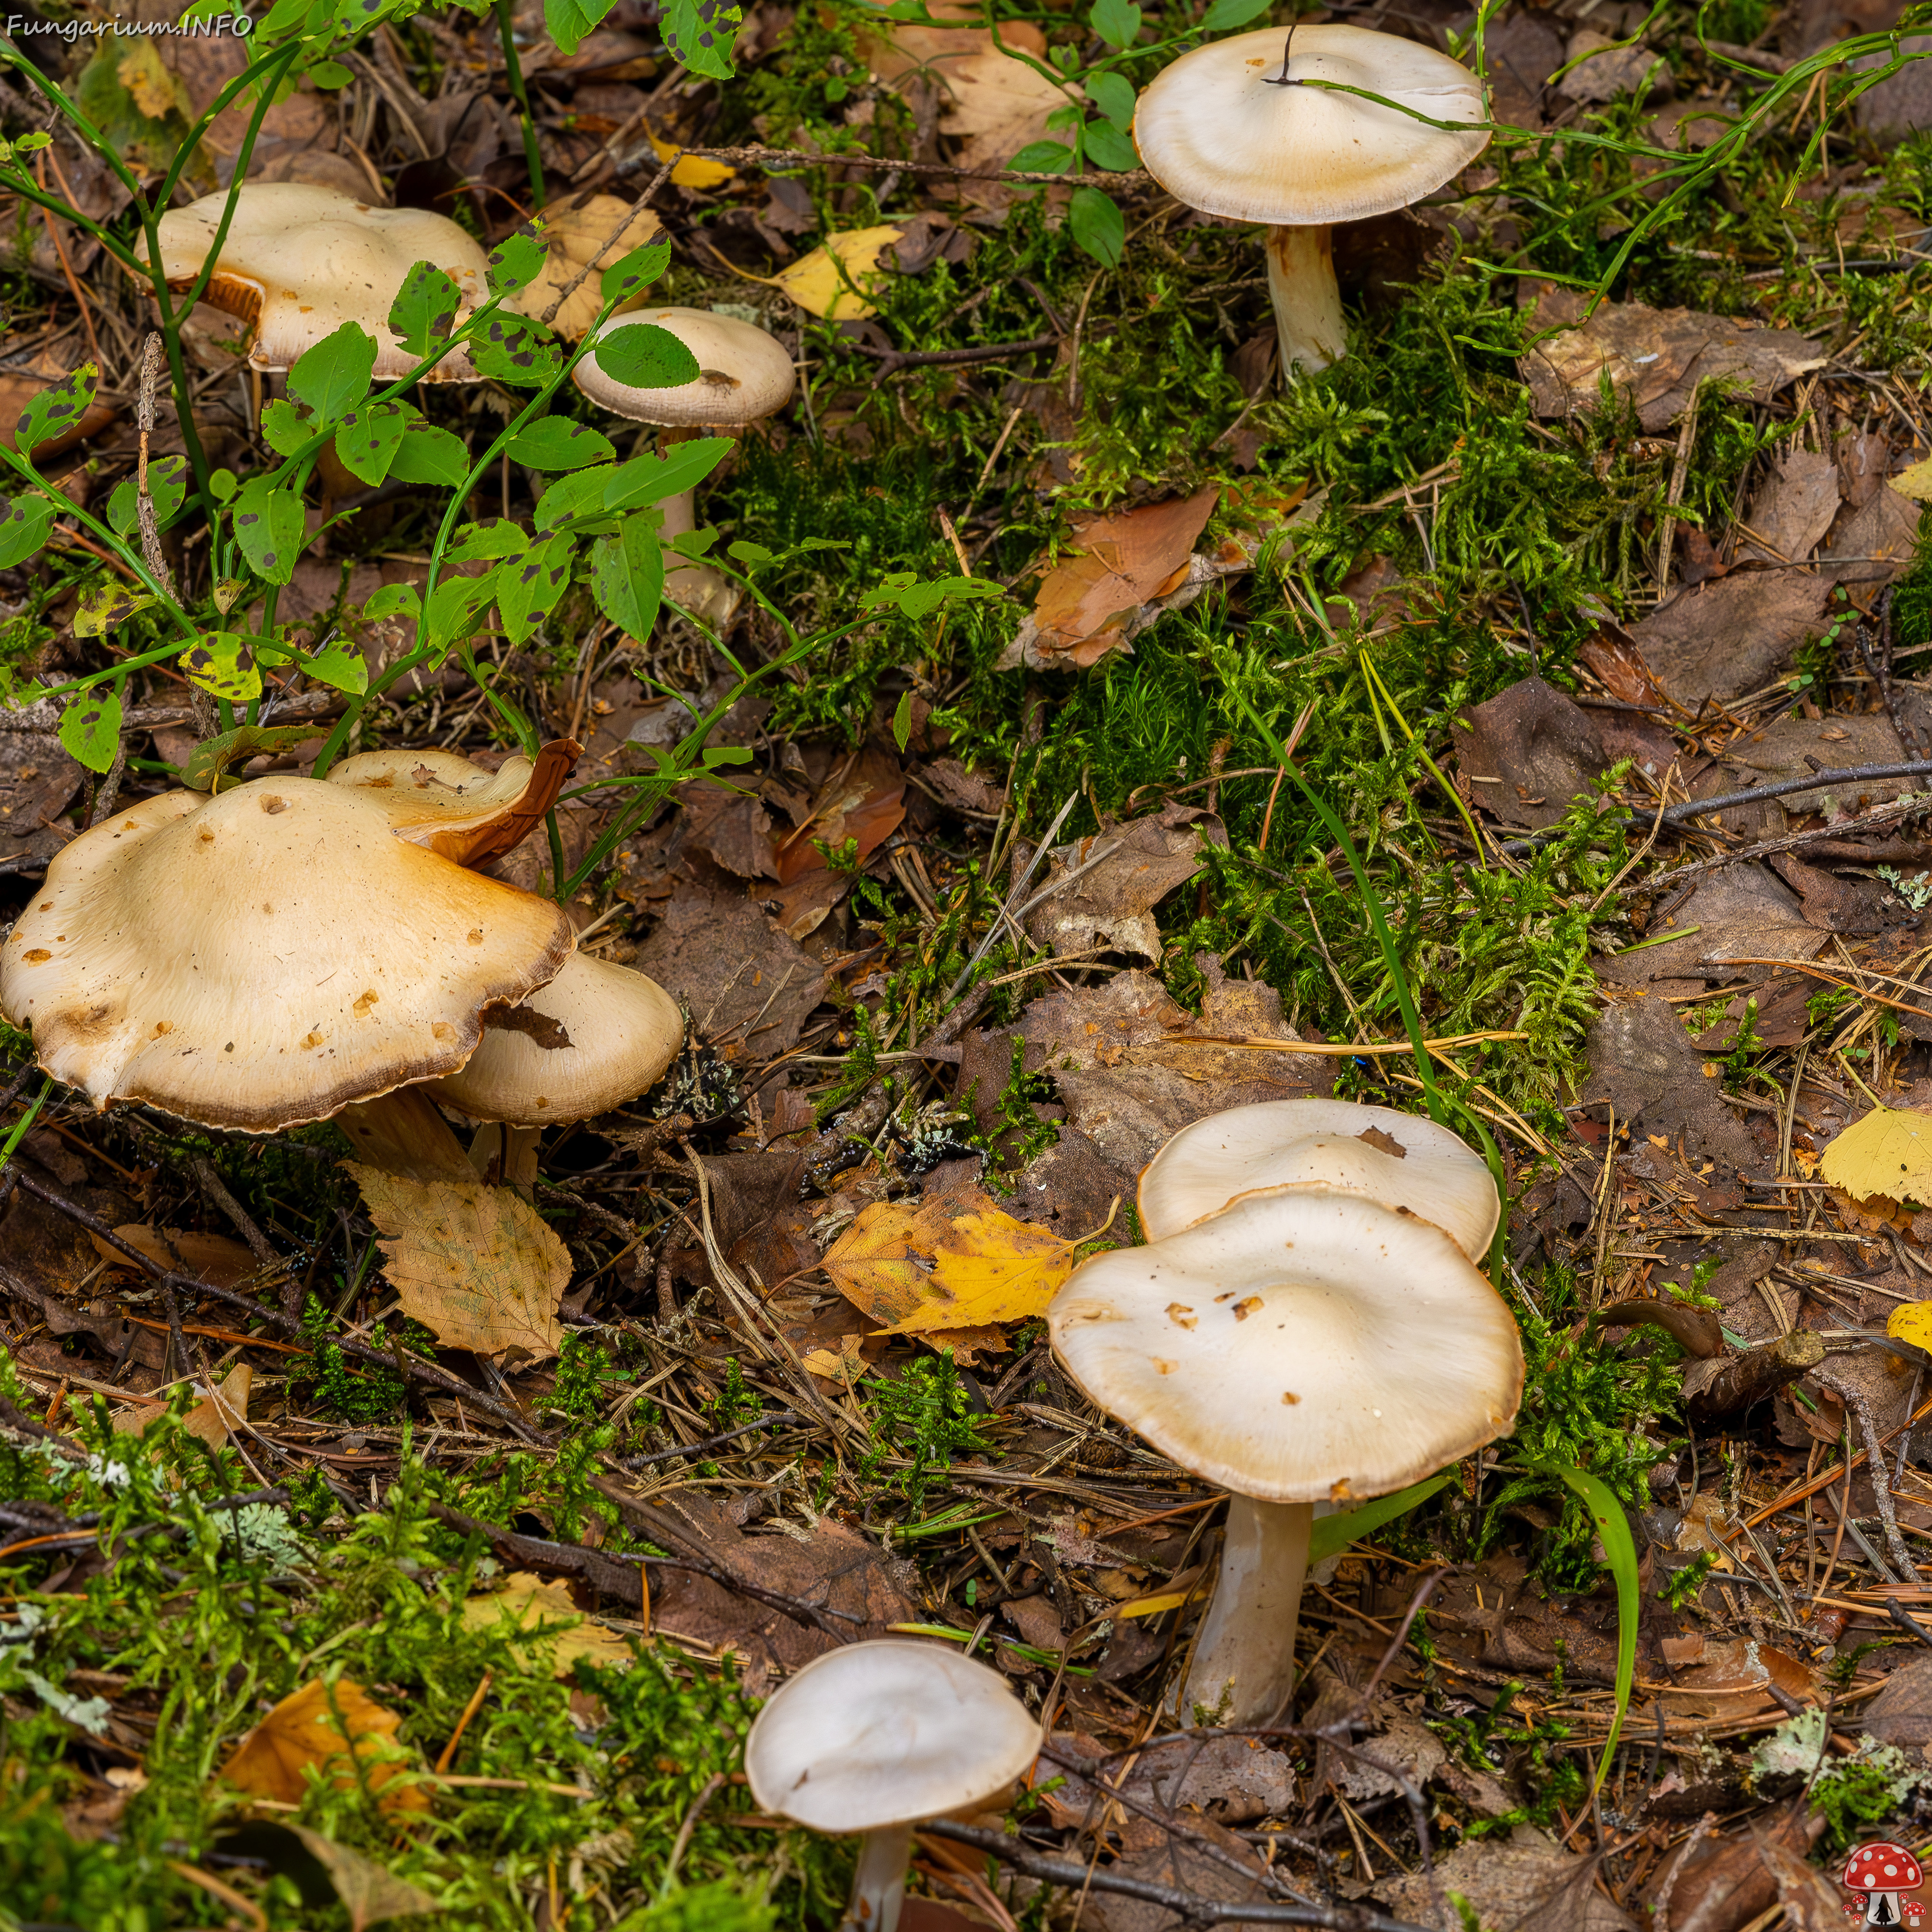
(1843, 1844, 1925, 1927)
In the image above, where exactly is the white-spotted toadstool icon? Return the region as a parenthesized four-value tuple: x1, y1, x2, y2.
(1843, 1843, 1925, 1927)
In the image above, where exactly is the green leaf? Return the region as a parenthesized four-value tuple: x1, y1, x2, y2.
(592, 321, 702, 393)
(308, 58, 354, 87)
(259, 398, 311, 457)
(1082, 119, 1138, 172)
(363, 582, 421, 621)
(588, 510, 664, 641)
(506, 418, 616, 472)
(183, 722, 320, 792)
(1308, 1474, 1452, 1566)
(1068, 186, 1126, 267)
(470, 313, 561, 388)
(544, 0, 616, 57)
(302, 635, 368, 694)
(17, 365, 97, 457)
(334, 403, 408, 488)
(107, 455, 189, 540)
(448, 519, 531, 564)
(1008, 139, 1074, 174)
(497, 533, 577, 644)
(1202, 0, 1273, 27)
(59, 689, 121, 773)
(533, 466, 618, 536)
(727, 539, 775, 566)
(1547, 1465, 1638, 1796)
(1088, 0, 1141, 47)
(892, 687, 914, 753)
(486, 228, 547, 299)
(387, 420, 472, 488)
(859, 572, 1005, 621)
(661, 0, 740, 78)
(1084, 70, 1137, 131)
(73, 583, 158, 638)
(425, 570, 502, 654)
(180, 633, 262, 703)
(602, 240, 673, 304)
(388, 261, 464, 361)
(288, 321, 378, 424)
(603, 437, 733, 512)
(0, 493, 55, 570)
(229, 477, 306, 585)
(208, 468, 237, 505)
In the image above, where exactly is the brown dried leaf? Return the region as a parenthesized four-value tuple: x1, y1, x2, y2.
(345, 1165, 568, 1362)
(284, 1825, 439, 1932)
(1628, 571, 1835, 706)
(1023, 804, 1226, 961)
(220, 1677, 427, 1813)
(1738, 449, 1841, 564)
(90, 1226, 257, 1287)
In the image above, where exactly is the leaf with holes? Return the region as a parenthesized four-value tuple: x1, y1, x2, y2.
(220, 1675, 428, 1814)
(73, 583, 158, 638)
(388, 260, 464, 360)
(334, 403, 408, 488)
(662, 0, 740, 77)
(448, 518, 530, 565)
(289, 320, 377, 424)
(58, 689, 121, 773)
(259, 397, 310, 457)
(180, 633, 262, 704)
(588, 509, 664, 641)
(303, 635, 368, 695)
(0, 492, 55, 569)
(496, 533, 576, 644)
(229, 477, 306, 584)
(425, 569, 502, 655)
(17, 364, 97, 457)
(506, 417, 614, 472)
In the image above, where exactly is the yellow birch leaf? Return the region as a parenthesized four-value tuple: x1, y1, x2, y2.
(874, 1208, 1078, 1336)
(1890, 1302, 1932, 1351)
(461, 1572, 634, 1678)
(346, 1164, 567, 1362)
(820, 1196, 944, 1324)
(221, 1677, 427, 1813)
(1818, 1105, 1932, 1206)
(1893, 457, 1932, 503)
(648, 127, 735, 190)
(774, 227, 904, 319)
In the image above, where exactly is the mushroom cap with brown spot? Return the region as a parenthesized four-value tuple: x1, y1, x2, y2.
(745, 1639, 1041, 1835)
(1048, 1189, 1522, 1503)
(0, 778, 573, 1133)
(428, 952, 683, 1126)
(1138, 1097, 1500, 1261)
(574, 306, 795, 426)
(150, 183, 490, 381)
(1133, 25, 1489, 227)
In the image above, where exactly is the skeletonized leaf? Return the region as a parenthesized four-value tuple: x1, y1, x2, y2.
(220, 1676, 427, 1813)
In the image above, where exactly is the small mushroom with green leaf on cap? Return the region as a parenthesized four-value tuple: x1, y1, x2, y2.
(1138, 1096, 1499, 1260)
(1049, 1189, 1522, 1725)
(745, 1638, 1041, 1932)
(574, 305, 794, 628)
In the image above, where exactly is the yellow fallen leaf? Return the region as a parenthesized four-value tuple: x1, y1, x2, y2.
(462, 1572, 634, 1678)
(1818, 1105, 1932, 1206)
(648, 126, 735, 190)
(513, 194, 662, 340)
(1894, 457, 1932, 503)
(221, 1676, 427, 1813)
(821, 1194, 951, 1324)
(874, 1208, 1080, 1336)
(774, 227, 904, 319)
(346, 1164, 568, 1362)
(118, 38, 192, 121)
(1890, 1302, 1932, 1352)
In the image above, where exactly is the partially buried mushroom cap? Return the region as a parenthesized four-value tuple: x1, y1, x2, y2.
(1138, 1097, 1499, 1261)
(574, 306, 795, 426)
(0, 778, 573, 1132)
(745, 1639, 1041, 1834)
(428, 952, 683, 1126)
(151, 183, 490, 380)
(1133, 25, 1488, 228)
(1050, 1189, 1522, 1502)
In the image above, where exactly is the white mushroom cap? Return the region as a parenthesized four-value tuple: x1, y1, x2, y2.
(1139, 1098, 1499, 1261)
(574, 306, 796, 427)
(1133, 25, 1488, 227)
(152, 183, 490, 381)
(326, 741, 581, 869)
(428, 952, 683, 1126)
(1050, 1189, 1522, 1503)
(0, 778, 573, 1132)
(745, 1639, 1041, 1834)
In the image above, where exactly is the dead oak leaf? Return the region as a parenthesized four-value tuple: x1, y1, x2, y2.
(345, 1164, 568, 1362)
(220, 1676, 427, 1814)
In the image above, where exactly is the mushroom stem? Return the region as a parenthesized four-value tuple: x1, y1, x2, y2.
(1181, 1494, 1312, 1726)
(842, 1821, 913, 1932)
(657, 426, 741, 629)
(1263, 225, 1346, 376)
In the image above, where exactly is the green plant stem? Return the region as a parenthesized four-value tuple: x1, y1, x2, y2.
(495, 0, 546, 209)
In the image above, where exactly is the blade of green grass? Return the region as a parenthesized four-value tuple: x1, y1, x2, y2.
(1309, 1474, 1452, 1565)
(1548, 1463, 1638, 1795)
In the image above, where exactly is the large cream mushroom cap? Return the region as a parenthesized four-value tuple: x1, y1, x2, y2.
(1139, 1098, 1499, 1261)
(745, 1639, 1041, 1834)
(1050, 1189, 1522, 1503)
(326, 741, 581, 869)
(428, 952, 683, 1126)
(575, 306, 795, 426)
(1133, 25, 1488, 227)
(151, 183, 490, 381)
(0, 778, 573, 1132)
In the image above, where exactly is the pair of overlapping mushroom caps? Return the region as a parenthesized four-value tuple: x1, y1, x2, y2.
(0, 751, 684, 1155)
(1049, 1098, 1524, 1726)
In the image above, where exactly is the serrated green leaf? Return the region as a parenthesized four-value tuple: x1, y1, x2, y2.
(590, 319, 701, 392)
(303, 635, 368, 694)
(588, 510, 664, 641)
(0, 493, 56, 570)
(387, 420, 472, 488)
(229, 477, 306, 585)
(603, 437, 732, 512)
(17, 365, 97, 457)
(425, 569, 501, 654)
(73, 582, 158, 638)
(59, 688, 121, 773)
(506, 418, 616, 472)
(289, 321, 377, 423)
(1068, 185, 1126, 268)
(180, 632, 262, 703)
(388, 260, 464, 360)
(448, 519, 531, 564)
(363, 582, 421, 621)
(334, 403, 408, 488)
(487, 228, 548, 299)
(471, 312, 561, 388)
(544, 0, 615, 58)
(259, 397, 310, 457)
(496, 533, 576, 643)
(601, 240, 673, 304)
(859, 572, 1005, 621)
(534, 465, 619, 535)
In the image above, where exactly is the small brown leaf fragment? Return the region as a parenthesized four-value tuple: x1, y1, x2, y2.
(220, 1677, 427, 1813)
(1231, 1296, 1262, 1321)
(1166, 1302, 1198, 1329)
(1357, 1126, 1406, 1159)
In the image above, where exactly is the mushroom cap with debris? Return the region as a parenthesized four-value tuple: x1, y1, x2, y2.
(1050, 1189, 1522, 1503)
(575, 305, 795, 426)
(151, 182, 490, 380)
(325, 741, 581, 869)
(1133, 24, 1488, 227)
(1138, 1097, 1499, 1261)
(429, 951, 684, 1126)
(0, 778, 573, 1133)
(745, 1639, 1041, 1834)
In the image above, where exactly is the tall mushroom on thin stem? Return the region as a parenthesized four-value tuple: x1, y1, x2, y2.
(745, 1639, 1041, 1932)
(574, 306, 795, 628)
(1049, 1189, 1522, 1725)
(1133, 24, 1488, 374)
